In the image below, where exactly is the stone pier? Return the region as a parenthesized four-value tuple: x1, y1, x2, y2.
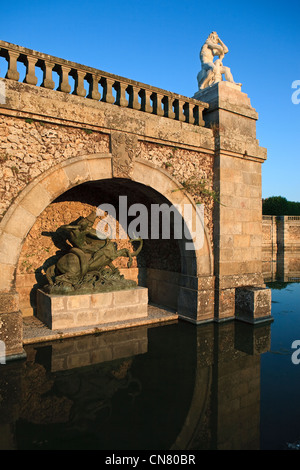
(194, 81, 269, 322)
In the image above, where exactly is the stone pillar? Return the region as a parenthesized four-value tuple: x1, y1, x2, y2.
(194, 81, 271, 322)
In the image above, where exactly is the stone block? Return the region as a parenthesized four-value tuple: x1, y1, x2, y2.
(113, 288, 140, 306)
(0, 310, 24, 359)
(235, 287, 272, 323)
(90, 292, 113, 308)
(3, 205, 36, 239)
(86, 156, 112, 181)
(53, 312, 76, 330)
(66, 294, 91, 310)
(20, 183, 52, 217)
(63, 160, 91, 186)
(177, 286, 215, 323)
(0, 264, 15, 291)
(215, 288, 235, 321)
(0, 292, 19, 314)
(0, 232, 22, 266)
(37, 287, 148, 330)
(197, 289, 215, 320)
(41, 167, 71, 199)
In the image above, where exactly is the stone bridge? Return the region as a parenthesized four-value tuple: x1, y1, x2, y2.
(0, 40, 271, 361)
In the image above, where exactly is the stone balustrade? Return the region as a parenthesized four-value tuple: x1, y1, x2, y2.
(0, 40, 208, 126)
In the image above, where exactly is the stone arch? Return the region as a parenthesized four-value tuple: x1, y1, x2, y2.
(0, 153, 214, 323)
(0, 154, 213, 288)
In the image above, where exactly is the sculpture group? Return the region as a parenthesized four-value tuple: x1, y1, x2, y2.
(197, 31, 240, 90)
(44, 211, 143, 295)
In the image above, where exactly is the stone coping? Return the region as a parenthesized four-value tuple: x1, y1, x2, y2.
(23, 304, 178, 345)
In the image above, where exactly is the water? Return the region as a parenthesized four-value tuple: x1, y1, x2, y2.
(0, 281, 300, 450)
(260, 281, 300, 450)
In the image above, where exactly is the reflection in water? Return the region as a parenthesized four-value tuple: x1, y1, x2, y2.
(260, 281, 300, 450)
(263, 252, 300, 283)
(0, 320, 272, 450)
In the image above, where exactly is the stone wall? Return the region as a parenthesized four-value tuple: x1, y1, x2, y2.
(262, 216, 277, 260)
(277, 216, 300, 252)
(0, 116, 110, 218)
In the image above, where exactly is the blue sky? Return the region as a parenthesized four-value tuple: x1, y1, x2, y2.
(1, 0, 299, 201)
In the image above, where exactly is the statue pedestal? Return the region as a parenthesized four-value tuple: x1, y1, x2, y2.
(193, 80, 242, 101)
(37, 287, 148, 330)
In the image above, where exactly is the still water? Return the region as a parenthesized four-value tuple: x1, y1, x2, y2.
(0, 281, 300, 450)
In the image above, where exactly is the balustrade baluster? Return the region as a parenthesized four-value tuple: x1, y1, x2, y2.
(139, 89, 152, 113)
(193, 105, 205, 126)
(127, 85, 141, 110)
(152, 92, 164, 116)
(162, 96, 175, 119)
(87, 74, 101, 100)
(192, 105, 198, 125)
(101, 77, 115, 104)
(175, 99, 186, 122)
(73, 70, 86, 97)
(57, 65, 71, 93)
(24, 56, 38, 85)
(183, 102, 191, 123)
(41, 60, 55, 89)
(115, 81, 128, 107)
(6, 51, 19, 81)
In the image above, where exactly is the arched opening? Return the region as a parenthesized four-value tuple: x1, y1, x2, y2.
(16, 177, 200, 317)
(0, 154, 213, 325)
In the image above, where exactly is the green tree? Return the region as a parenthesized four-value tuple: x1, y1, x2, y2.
(262, 196, 300, 215)
(262, 196, 289, 215)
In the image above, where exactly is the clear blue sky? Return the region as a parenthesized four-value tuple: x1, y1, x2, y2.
(1, 0, 299, 201)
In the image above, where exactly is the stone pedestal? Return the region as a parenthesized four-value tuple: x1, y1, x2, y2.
(37, 287, 148, 330)
(235, 287, 272, 324)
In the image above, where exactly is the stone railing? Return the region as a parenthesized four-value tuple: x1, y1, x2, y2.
(0, 40, 208, 126)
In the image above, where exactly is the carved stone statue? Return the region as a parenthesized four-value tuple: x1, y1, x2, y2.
(197, 32, 241, 90)
(44, 211, 143, 295)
